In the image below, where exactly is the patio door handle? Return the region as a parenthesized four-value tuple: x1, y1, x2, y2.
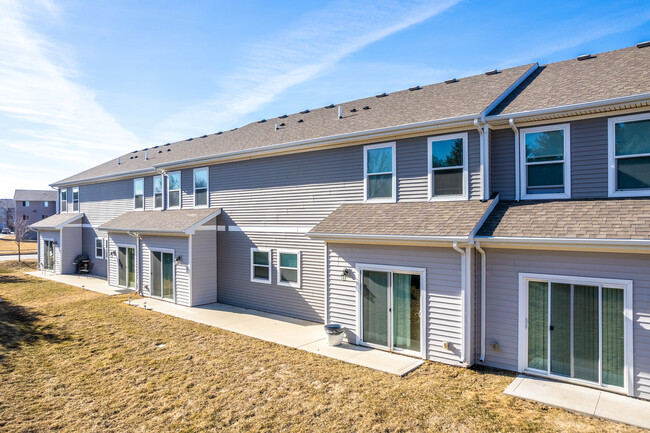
(549, 325, 554, 331)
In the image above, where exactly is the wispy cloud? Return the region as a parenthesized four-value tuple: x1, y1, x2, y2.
(154, 0, 460, 141)
(0, 0, 141, 195)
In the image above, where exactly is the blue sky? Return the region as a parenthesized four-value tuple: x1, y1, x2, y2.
(1, 0, 649, 197)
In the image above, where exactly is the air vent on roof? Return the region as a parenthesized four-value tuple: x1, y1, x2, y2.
(153, 145, 159, 149)
(132, 150, 138, 153)
(350, 108, 358, 112)
(485, 69, 499, 75)
(143, 147, 149, 151)
(130, 156, 133, 159)
(158, 150, 162, 153)
(362, 106, 370, 110)
(301, 109, 310, 114)
(279, 114, 288, 119)
(325, 104, 335, 109)
(375, 92, 388, 98)
(134, 155, 138, 158)
(165, 143, 171, 146)
(408, 86, 421, 91)
(216, 131, 223, 135)
(637, 41, 650, 48)
(187, 138, 193, 141)
(577, 54, 596, 61)
(258, 119, 266, 123)
(279, 122, 286, 127)
(297, 119, 304, 123)
(445, 78, 458, 84)
(167, 148, 171, 152)
(201, 135, 207, 138)
(231, 127, 238, 131)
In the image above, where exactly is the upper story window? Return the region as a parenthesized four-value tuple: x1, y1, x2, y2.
(520, 124, 571, 200)
(428, 133, 468, 200)
(60, 189, 67, 213)
(43, 202, 48, 207)
(153, 175, 163, 209)
(193, 168, 209, 208)
(167, 171, 181, 209)
(22, 201, 29, 207)
(251, 248, 271, 284)
(364, 142, 396, 203)
(608, 113, 650, 197)
(72, 187, 79, 212)
(133, 178, 144, 210)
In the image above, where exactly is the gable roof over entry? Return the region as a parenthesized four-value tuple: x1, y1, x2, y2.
(99, 209, 221, 235)
(30, 213, 84, 230)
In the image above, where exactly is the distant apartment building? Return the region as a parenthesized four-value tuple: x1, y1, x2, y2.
(0, 199, 14, 230)
(13, 190, 57, 239)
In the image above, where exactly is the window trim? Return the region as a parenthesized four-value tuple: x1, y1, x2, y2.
(23, 201, 30, 207)
(133, 178, 145, 211)
(166, 171, 181, 209)
(193, 167, 209, 208)
(60, 189, 67, 213)
(427, 132, 469, 201)
(276, 249, 301, 288)
(72, 187, 80, 212)
(153, 175, 164, 210)
(519, 123, 571, 200)
(94, 237, 105, 260)
(363, 142, 397, 203)
(250, 248, 271, 284)
(608, 112, 650, 197)
(43, 201, 49, 207)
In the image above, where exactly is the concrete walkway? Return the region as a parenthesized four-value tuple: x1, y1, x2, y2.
(25, 271, 134, 296)
(505, 374, 650, 429)
(128, 298, 424, 376)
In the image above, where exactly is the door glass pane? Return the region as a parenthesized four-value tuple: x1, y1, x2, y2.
(528, 281, 548, 371)
(602, 287, 624, 387)
(363, 270, 389, 347)
(525, 130, 564, 162)
(393, 273, 420, 352)
(617, 157, 650, 190)
(615, 119, 650, 156)
(431, 138, 463, 168)
(127, 248, 135, 288)
(433, 168, 463, 195)
(573, 285, 599, 382)
(550, 283, 571, 376)
(151, 252, 161, 297)
(118, 247, 126, 287)
(162, 252, 174, 300)
(367, 174, 392, 199)
(366, 147, 392, 173)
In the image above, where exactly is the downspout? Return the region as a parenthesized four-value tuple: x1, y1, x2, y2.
(473, 119, 486, 201)
(127, 231, 141, 295)
(509, 118, 520, 201)
(452, 241, 466, 364)
(475, 241, 486, 362)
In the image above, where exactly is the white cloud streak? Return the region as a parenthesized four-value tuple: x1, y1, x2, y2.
(154, 0, 460, 141)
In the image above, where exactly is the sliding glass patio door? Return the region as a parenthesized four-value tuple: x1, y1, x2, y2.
(151, 251, 174, 301)
(43, 240, 54, 270)
(118, 246, 136, 288)
(526, 277, 626, 389)
(361, 268, 422, 355)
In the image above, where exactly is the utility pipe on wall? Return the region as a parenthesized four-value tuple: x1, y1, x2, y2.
(452, 241, 466, 364)
(475, 242, 486, 362)
(509, 118, 520, 201)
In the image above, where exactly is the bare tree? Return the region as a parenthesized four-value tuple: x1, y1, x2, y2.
(13, 217, 31, 262)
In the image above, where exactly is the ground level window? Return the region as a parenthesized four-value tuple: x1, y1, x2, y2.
(151, 251, 174, 300)
(277, 250, 300, 287)
(95, 238, 104, 259)
(251, 248, 271, 283)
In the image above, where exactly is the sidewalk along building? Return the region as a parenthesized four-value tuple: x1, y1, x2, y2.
(13, 189, 57, 239)
(32, 43, 650, 400)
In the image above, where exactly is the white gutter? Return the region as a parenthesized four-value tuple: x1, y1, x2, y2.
(51, 167, 156, 189)
(306, 232, 469, 243)
(475, 242, 486, 362)
(452, 242, 467, 364)
(476, 235, 650, 246)
(509, 119, 520, 201)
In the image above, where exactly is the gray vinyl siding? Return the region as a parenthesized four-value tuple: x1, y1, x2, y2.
(217, 230, 324, 322)
(82, 227, 107, 277)
(191, 227, 218, 306)
(79, 178, 134, 226)
(144, 176, 154, 210)
(141, 235, 191, 306)
(327, 243, 465, 365)
(181, 169, 193, 209)
(467, 130, 481, 200)
(490, 128, 516, 200)
(38, 230, 61, 274)
(482, 248, 650, 400)
(60, 225, 82, 274)
(570, 117, 609, 198)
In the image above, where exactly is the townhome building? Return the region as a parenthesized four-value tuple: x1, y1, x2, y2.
(31, 43, 650, 400)
(13, 190, 57, 239)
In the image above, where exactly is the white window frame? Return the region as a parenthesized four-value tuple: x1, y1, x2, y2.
(167, 171, 181, 209)
(72, 187, 80, 212)
(518, 273, 634, 396)
(277, 249, 301, 288)
(427, 132, 469, 201)
(153, 175, 164, 210)
(148, 247, 176, 303)
(23, 201, 30, 207)
(133, 178, 144, 211)
(520, 123, 571, 200)
(94, 237, 105, 260)
(43, 201, 49, 207)
(250, 248, 271, 284)
(193, 167, 209, 208)
(60, 189, 67, 213)
(363, 142, 396, 203)
(115, 243, 137, 289)
(608, 112, 650, 197)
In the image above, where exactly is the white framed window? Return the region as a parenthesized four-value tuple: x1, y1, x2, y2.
(608, 112, 650, 197)
(23, 201, 30, 207)
(153, 175, 164, 209)
(364, 142, 396, 203)
(428, 132, 468, 200)
(133, 178, 144, 210)
(72, 187, 80, 212)
(43, 201, 49, 207)
(95, 238, 105, 259)
(250, 248, 271, 284)
(520, 124, 571, 199)
(60, 189, 67, 213)
(277, 250, 301, 288)
(167, 171, 181, 209)
(193, 167, 209, 208)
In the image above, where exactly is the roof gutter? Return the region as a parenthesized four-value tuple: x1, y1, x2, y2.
(306, 232, 469, 244)
(476, 235, 650, 247)
(51, 167, 156, 189)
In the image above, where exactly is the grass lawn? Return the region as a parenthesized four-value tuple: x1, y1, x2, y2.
(0, 261, 641, 432)
(0, 237, 37, 255)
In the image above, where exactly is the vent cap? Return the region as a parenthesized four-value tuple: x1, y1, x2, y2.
(445, 78, 458, 84)
(577, 54, 596, 61)
(408, 85, 421, 91)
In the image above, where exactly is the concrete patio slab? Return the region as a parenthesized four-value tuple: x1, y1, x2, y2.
(505, 374, 650, 430)
(128, 297, 424, 376)
(25, 271, 133, 296)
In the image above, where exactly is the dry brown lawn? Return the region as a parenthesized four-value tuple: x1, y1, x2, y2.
(0, 237, 37, 255)
(0, 260, 642, 432)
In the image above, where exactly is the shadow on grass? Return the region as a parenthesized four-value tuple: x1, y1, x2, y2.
(0, 298, 69, 362)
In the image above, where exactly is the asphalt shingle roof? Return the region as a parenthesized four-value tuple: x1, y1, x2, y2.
(309, 199, 495, 239)
(477, 199, 650, 240)
(490, 45, 650, 116)
(99, 209, 220, 234)
(55, 64, 535, 185)
(13, 189, 57, 201)
(29, 213, 83, 230)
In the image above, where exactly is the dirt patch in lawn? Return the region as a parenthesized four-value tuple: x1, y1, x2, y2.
(0, 261, 642, 432)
